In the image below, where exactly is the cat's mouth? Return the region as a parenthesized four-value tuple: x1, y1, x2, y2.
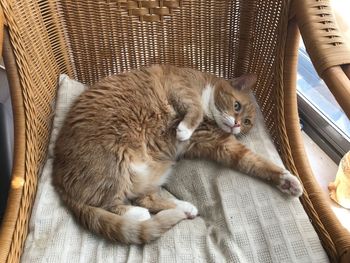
(223, 123, 241, 135)
(223, 123, 232, 132)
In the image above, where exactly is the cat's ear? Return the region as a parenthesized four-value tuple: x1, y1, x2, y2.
(229, 73, 257, 91)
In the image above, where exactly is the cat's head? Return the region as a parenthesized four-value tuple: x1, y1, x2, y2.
(211, 74, 257, 135)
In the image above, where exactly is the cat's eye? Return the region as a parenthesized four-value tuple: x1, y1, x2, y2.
(234, 101, 241, 112)
(244, 119, 251, 125)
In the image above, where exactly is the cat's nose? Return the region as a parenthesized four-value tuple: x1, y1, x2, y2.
(225, 116, 236, 126)
(234, 120, 240, 127)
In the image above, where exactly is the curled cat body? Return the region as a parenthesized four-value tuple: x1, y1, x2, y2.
(53, 65, 303, 244)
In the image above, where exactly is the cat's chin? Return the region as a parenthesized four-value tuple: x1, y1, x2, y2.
(220, 123, 232, 134)
(231, 127, 241, 135)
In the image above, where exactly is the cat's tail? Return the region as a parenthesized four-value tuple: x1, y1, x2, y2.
(61, 193, 186, 244)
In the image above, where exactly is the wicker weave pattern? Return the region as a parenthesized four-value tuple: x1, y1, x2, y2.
(61, 0, 285, 140)
(296, 0, 350, 76)
(117, 0, 183, 22)
(0, 1, 73, 261)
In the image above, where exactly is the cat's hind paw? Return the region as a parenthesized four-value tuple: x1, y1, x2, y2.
(176, 122, 194, 141)
(277, 171, 303, 197)
(124, 206, 151, 221)
(172, 199, 198, 219)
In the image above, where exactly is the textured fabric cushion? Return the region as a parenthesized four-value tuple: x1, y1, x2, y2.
(22, 74, 329, 262)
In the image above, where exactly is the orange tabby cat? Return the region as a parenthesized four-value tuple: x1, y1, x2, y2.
(53, 65, 303, 244)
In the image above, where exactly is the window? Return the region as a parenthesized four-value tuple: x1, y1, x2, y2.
(297, 0, 350, 163)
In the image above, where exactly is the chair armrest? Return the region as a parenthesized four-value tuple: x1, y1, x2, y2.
(322, 66, 350, 119)
(293, 0, 350, 119)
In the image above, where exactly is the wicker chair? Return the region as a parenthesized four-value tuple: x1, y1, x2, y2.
(0, 0, 349, 262)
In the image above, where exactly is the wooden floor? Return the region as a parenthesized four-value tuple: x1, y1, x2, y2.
(302, 132, 350, 231)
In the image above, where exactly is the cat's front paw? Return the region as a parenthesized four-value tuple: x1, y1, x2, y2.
(176, 122, 194, 141)
(173, 199, 198, 219)
(277, 171, 303, 197)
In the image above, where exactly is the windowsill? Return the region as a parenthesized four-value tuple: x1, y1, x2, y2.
(302, 132, 350, 232)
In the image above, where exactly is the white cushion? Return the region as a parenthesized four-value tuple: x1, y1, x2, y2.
(22, 74, 329, 262)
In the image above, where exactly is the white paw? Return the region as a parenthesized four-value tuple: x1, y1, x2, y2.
(277, 171, 303, 197)
(124, 206, 151, 221)
(173, 199, 198, 219)
(176, 122, 193, 141)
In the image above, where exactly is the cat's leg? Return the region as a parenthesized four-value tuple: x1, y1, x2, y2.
(135, 191, 198, 219)
(169, 89, 203, 141)
(185, 124, 303, 197)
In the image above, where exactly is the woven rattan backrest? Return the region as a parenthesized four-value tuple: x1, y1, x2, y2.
(3, 0, 291, 147)
(2, 0, 291, 153)
(61, 0, 289, 135)
(64, 0, 285, 83)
